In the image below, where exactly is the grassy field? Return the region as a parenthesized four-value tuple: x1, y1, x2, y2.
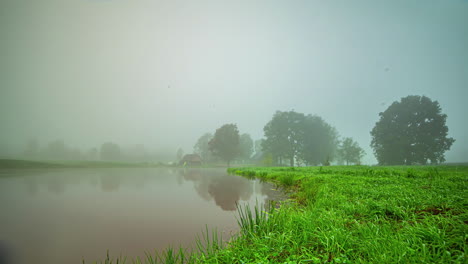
(87, 165, 467, 263)
(221, 165, 467, 263)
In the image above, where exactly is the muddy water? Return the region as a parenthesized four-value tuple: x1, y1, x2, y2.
(0, 168, 280, 264)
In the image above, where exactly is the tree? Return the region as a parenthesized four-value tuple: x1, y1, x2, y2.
(262, 111, 305, 166)
(262, 111, 339, 166)
(239, 133, 254, 162)
(100, 142, 121, 161)
(254, 139, 264, 156)
(370, 95, 455, 165)
(208, 124, 240, 166)
(337, 137, 365, 165)
(298, 115, 339, 166)
(194, 133, 213, 162)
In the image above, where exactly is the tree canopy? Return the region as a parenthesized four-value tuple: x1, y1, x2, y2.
(194, 133, 214, 162)
(337, 137, 365, 165)
(262, 110, 339, 166)
(209, 124, 240, 166)
(370, 95, 454, 165)
(298, 115, 339, 166)
(239, 133, 254, 162)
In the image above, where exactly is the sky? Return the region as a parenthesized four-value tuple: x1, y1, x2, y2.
(1, 0, 467, 164)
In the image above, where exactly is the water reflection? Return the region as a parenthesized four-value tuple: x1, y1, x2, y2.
(0, 168, 283, 264)
(15, 168, 279, 212)
(178, 169, 253, 211)
(100, 172, 122, 192)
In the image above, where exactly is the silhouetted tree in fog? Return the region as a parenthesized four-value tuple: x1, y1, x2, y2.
(254, 139, 264, 157)
(337, 137, 365, 165)
(262, 111, 338, 166)
(370, 95, 454, 165)
(194, 133, 213, 162)
(262, 111, 304, 166)
(298, 115, 339, 166)
(239, 133, 254, 163)
(209, 124, 240, 167)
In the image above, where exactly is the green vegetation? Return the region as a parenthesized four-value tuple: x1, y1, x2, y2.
(194, 133, 215, 162)
(208, 124, 241, 167)
(262, 111, 339, 167)
(89, 165, 466, 263)
(224, 165, 467, 263)
(337, 137, 365, 165)
(371, 95, 455, 165)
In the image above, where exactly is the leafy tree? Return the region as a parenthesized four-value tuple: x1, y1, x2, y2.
(262, 111, 305, 166)
(194, 133, 213, 162)
(262, 111, 338, 166)
(100, 142, 121, 161)
(209, 124, 240, 167)
(239, 133, 254, 162)
(298, 115, 339, 166)
(337, 137, 365, 165)
(370, 95, 455, 165)
(254, 139, 264, 156)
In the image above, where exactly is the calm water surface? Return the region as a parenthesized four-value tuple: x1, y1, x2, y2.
(0, 168, 280, 264)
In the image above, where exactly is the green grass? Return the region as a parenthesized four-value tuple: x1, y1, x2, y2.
(89, 165, 467, 263)
(222, 165, 467, 263)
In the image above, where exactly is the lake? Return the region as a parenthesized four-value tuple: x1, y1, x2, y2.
(0, 168, 280, 264)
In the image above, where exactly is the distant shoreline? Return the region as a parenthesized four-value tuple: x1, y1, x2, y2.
(2, 158, 466, 169)
(0, 159, 163, 169)
(0, 159, 235, 169)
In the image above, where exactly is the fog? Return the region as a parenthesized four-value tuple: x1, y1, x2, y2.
(1, 0, 467, 164)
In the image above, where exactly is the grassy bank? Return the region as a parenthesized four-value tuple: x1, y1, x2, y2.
(219, 165, 467, 263)
(87, 165, 467, 263)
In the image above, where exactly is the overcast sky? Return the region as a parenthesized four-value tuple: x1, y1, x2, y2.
(1, 0, 467, 164)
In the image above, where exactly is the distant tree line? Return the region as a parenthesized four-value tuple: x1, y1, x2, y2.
(19, 95, 454, 166)
(193, 95, 454, 166)
(193, 111, 364, 167)
(21, 140, 157, 162)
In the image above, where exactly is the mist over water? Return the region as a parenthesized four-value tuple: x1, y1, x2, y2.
(0, 168, 280, 264)
(1, 0, 467, 164)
